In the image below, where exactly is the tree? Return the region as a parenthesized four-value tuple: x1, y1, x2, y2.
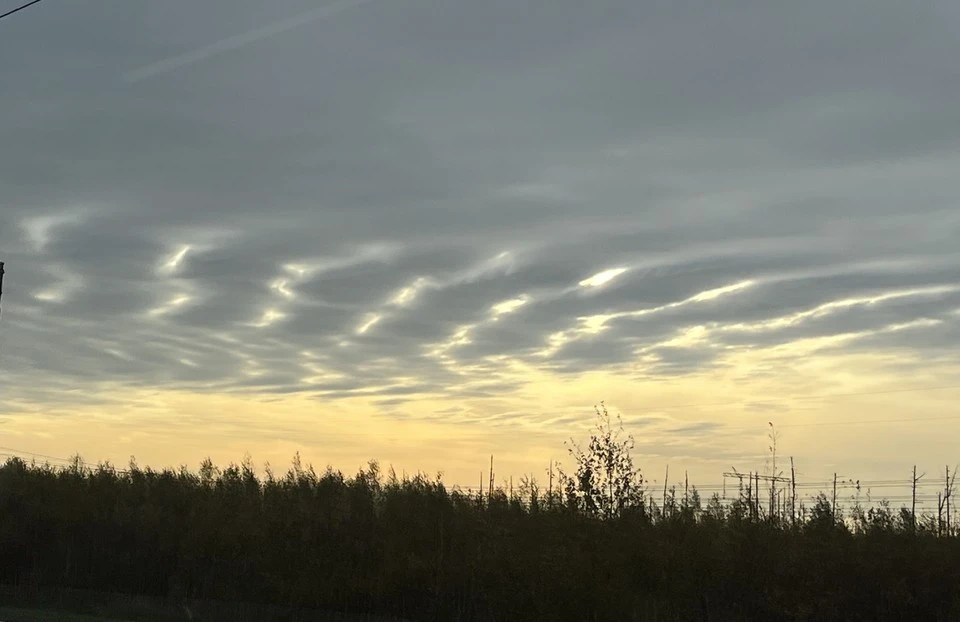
(562, 402, 645, 519)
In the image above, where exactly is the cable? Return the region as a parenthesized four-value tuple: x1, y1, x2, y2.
(0, 0, 44, 22)
(0, 446, 73, 463)
(647, 383, 960, 413)
(773, 414, 960, 430)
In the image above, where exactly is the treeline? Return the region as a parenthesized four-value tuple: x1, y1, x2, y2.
(1, 411, 959, 620)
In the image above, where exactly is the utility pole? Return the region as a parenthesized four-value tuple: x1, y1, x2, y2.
(832, 473, 838, 520)
(947, 466, 953, 537)
(755, 472, 761, 518)
(663, 464, 669, 517)
(488, 455, 494, 500)
(0, 261, 5, 322)
(938, 492, 943, 537)
(547, 461, 553, 500)
(790, 457, 796, 526)
(912, 466, 919, 532)
(768, 422, 778, 521)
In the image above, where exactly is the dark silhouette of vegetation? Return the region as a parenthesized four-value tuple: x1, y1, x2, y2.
(1, 408, 959, 621)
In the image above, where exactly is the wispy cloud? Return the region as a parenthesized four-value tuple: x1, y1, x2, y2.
(122, 0, 379, 83)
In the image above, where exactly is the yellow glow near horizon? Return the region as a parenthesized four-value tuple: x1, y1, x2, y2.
(3, 346, 960, 484)
(3, 346, 960, 488)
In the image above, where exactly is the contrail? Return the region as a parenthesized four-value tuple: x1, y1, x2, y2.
(123, 0, 378, 83)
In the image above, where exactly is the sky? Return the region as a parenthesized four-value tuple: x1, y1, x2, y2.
(1, 0, 959, 496)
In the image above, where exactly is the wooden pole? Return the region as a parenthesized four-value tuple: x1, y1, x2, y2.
(479, 471, 483, 498)
(489, 455, 494, 499)
(832, 473, 838, 519)
(548, 461, 553, 499)
(938, 492, 943, 537)
(684, 470, 689, 509)
(755, 472, 760, 518)
(790, 457, 796, 526)
(912, 465, 917, 532)
(946, 466, 951, 537)
(663, 465, 669, 517)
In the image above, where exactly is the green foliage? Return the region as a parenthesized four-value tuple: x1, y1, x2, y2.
(560, 402, 645, 520)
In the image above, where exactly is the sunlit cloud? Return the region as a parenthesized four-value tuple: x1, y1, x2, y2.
(33, 268, 83, 303)
(539, 279, 760, 357)
(251, 308, 287, 328)
(579, 267, 627, 289)
(21, 210, 92, 253)
(427, 325, 476, 360)
(455, 251, 516, 284)
(158, 245, 192, 276)
(883, 318, 943, 332)
(577, 314, 617, 335)
(390, 277, 432, 306)
(656, 325, 711, 349)
(284, 244, 403, 281)
(722, 285, 959, 334)
(148, 294, 192, 317)
(491, 296, 529, 318)
(356, 313, 382, 335)
(283, 263, 309, 278)
(270, 278, 295, 299)
(104, 348, 132, 361)
(302, 362, 346, 385)
(687, 280, 756, 303)
(536, 330, 570, 358)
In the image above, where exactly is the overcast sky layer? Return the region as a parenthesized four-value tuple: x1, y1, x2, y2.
(2, 0, 959, 489)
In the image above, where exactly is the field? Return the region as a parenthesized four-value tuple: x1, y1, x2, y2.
(0, 608, 130, 622)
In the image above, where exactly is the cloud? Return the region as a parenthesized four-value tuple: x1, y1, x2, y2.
(2, 0, 960, 482)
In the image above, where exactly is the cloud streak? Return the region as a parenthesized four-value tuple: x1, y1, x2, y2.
(122, 0, 379, 83)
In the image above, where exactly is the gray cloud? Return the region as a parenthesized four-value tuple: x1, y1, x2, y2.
(1, 0, 959, 421)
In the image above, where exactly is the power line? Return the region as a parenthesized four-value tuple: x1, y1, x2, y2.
(707, 413, 960, 433)
(0, 446, 73, 463)
(647, 383, 960, 413)
(0, 0, 45, 22)
(777, 414, 960, 430)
